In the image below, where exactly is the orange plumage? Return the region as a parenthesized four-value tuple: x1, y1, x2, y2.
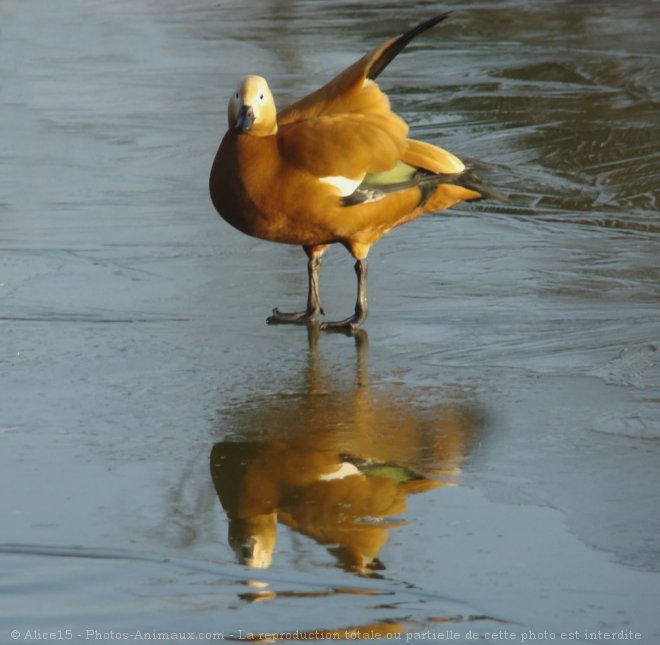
(210, 13, 499, 329)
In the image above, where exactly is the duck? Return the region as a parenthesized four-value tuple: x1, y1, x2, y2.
(210, 12, 499, 330)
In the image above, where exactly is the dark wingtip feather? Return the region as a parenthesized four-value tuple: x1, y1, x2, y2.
(455, 170, 508, 202)
(367, 11, 453, 81)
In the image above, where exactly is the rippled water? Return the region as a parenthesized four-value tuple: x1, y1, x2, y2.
(1, 0, 659, 642)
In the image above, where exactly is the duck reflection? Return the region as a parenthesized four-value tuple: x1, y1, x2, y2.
(210, 328, 481, 575)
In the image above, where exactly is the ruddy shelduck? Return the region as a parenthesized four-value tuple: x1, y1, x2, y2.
(210, 12, 499, 329)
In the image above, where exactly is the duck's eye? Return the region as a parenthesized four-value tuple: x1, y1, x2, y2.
(259, 94, 264, 100)
(235, 92, 239, 99)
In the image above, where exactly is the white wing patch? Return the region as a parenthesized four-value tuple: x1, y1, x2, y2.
(319, 175, 363, 196)
(318, 462, 361, 481)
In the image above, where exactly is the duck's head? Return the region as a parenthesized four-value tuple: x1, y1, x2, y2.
(228, 75, 277, 136)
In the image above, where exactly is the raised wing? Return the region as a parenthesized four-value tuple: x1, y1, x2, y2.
(277, 12, 452, 125)
(276, 13, 452, 183)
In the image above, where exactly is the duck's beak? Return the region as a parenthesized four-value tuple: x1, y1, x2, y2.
(233, 105, 254, 133)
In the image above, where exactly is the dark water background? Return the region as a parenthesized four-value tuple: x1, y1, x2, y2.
(1, 0, 659, 642)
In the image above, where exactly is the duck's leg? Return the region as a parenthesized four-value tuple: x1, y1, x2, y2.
(320, 258, 368, 331)
(267, 244, 327, 324)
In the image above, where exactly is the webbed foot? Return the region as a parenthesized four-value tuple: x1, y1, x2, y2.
(267, 306, 324, 325)
(318, 310, 366, 332)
